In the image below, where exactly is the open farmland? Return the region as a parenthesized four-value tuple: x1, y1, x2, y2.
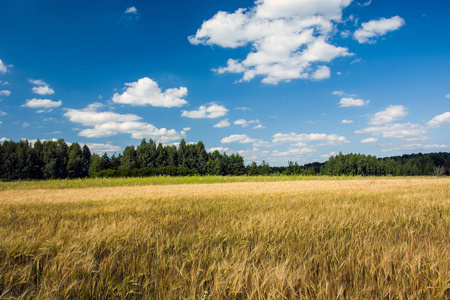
(1, 177, 449, 299)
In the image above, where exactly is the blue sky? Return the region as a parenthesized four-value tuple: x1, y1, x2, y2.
(0, 0, 449, 165)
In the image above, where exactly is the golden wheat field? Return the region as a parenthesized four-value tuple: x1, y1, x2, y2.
(1, 177, 450, 299)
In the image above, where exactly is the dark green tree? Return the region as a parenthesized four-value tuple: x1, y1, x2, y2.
(67, 143, 83, 178)
(81, 145, 91, 177)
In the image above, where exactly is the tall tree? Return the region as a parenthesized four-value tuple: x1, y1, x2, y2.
(67, 143, 83, 178)
(81, 145, 91, 177)
(121, 146, 137, 169)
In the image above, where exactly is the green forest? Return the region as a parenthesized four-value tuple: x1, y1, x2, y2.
(0, 138, 448, 181)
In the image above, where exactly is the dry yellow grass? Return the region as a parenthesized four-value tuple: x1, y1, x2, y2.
(1, 177, 449, 299)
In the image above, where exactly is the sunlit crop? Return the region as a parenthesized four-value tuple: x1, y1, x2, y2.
(1, 177, 449, 299)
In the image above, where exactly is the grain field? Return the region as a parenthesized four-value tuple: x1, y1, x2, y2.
(1, 177, 449, 299)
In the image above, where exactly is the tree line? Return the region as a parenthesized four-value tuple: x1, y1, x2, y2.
(0, 138, 448, 181)
(282, 152, 449, 176)
(0, 139, 247, 181)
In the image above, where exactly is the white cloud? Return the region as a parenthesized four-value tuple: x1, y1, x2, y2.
(341, 119, 353, 124)
(361, 137, 378, 143)
(22, 98, 62, 109)
(381, 143, 447, 153)
(253, 124, 266, 129)
(86, 143, 121, 154)
(181, 103, 228, 119)
(28, 79, 55, 95)
(28, 79, 46, 86)
(208, 147, 230, 153)
(235, 107, 252, 112)
(214, 119, 231, 128)
(64, 103, 185, 143)
(112, 77, 188, 108)
(253, 140, 271, 147)
(424, 144, 447, 149)
(33, 86, 55, 95)
(426, 112, 450, 128)
(354, 16, 405, 44)
(220, 134, 271, 148)
(273, 132, 348, 145)
(338, 97, 369, 107)
(189, 0, 353, 84)
(237, 147, 271, 161)
(311, 65, 331, 80)
(272, 147, 316, 157)
(0, 90, 11, 96)
(0, 110, 6, 116)
(332, 90, 344, 96)
(445, 94, 450, 99)
(369, 105, 407, 125)
(0, 59, 8, 73)
(234, 118, 260, 127)
(221, 134, 257, 144)
(355, 122, 427, 141)
(64, 105, 141, 126)
(0, 137, 8, 143)
(80, 121, 184, 142)
(255, 0, 352, 19)
(125, 6, 137, 14)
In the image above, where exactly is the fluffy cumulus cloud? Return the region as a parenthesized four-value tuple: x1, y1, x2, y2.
(0, 59, 8, 73)
(29, 79, 55, 95)
(338, 97, 369, 107)
(86, 143, 121, 154)
(64, 104, 142, 126)
(0, 90, 11, 96)
(112, 77, 188, 108)
(64, 103, 185, 143)
(341, 119, 354, 124)
(234, 119, 261, 128)
(355, 123, 427, 141)
(368, 105, 407, 125)
(253, 124, 266, 129)
(221, 134, 270, 147)
(22, 98, 62, 109)
(213, 119, 231, 128)
(273, 132, 348, 146)
(332, 90, 345, 96)
(426, 112, 450, 128)
(125, 6, 137, 14)
(354, 16, 405, 44)
(221, 134, 257, 144)
(311, 66, 331, 80)
(181, 103, 228, 119)
(0, 137, 8, 143)
(189, 0, 355, 84)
